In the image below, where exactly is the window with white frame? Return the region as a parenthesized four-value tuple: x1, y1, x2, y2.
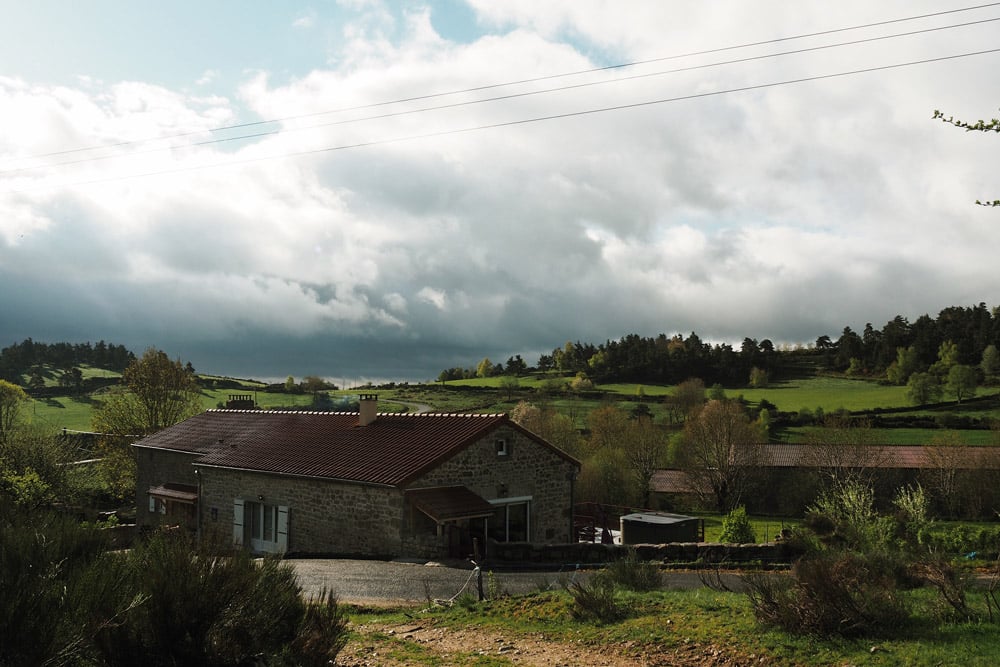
(495, 438, 509, 457)
(233, 499, 288, 554)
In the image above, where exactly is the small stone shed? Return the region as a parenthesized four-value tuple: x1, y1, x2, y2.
(133, 396, 580, 559)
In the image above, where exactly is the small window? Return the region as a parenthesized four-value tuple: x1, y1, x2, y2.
(495, 438, 509, 457)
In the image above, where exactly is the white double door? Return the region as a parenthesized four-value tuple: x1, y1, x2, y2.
(234, 499, 288, 553)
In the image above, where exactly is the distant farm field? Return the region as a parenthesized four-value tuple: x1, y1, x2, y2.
(26, 396, 97, 432)
(26, 373, 1000, 435)
(778, 426, 998, 446)
(737, 376, 911, 413)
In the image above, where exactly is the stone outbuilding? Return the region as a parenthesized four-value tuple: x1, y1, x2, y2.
(133, 396, 580, 559)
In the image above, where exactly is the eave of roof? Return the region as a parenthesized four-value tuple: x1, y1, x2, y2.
(406, 486, 496, 521)
(147, 483, 198, 503)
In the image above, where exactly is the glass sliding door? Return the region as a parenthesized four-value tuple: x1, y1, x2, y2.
(488, 498, 531, 542)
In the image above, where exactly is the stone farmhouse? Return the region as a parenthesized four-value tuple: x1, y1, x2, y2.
(133, 396, 580, 559)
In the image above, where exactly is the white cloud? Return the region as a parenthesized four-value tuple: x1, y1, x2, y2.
(416, 287, 448, 311)
(196, 69, 220, 86)
(1, 1, 997, 379)
(292, 10, 317, 29)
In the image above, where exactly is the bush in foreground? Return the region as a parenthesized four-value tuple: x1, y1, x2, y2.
(1, 505, 349, 666)
(565, 576, 622, 624)
(744, 551, 909, 637)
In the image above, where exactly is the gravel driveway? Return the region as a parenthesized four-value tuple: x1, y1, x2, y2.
(288, 558, 747, 604)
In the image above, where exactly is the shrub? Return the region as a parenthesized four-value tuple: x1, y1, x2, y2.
(565, 576, 622, 623)
(285, 588, 350, 667)
(2, 509, 349, 667)
(745, 551, 909, 637)
(892, 484, 933, 551)
(925, 525, 1000, 557)
(719, 506, 756, 544)
(0, 502, 131, 667)
(810, 480, 894, 553)
(602, 551, 662, 592)
(97, 531, 305, 667)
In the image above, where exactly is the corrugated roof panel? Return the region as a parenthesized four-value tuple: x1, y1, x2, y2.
(134, 410, 510, 486)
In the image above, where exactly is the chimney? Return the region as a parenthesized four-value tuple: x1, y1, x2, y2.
(358, 393, 378, 426)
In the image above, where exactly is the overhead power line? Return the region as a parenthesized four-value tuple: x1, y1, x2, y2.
(5, 47, 997, 195)
(4, 15, 997, 177)
(3, 1, 998, 167)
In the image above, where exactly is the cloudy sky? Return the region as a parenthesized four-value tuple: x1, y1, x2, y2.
(1, 1, 997, 383)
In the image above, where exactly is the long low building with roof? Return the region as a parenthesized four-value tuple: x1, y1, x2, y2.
(652, 443, 1000, 517)
(133, 395, 580, 559)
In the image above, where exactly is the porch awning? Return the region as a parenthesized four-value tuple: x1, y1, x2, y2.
(148, 483, 198, 504)
(406, 486, 495, 522)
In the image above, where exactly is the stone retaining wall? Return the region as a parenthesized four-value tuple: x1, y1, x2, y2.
(489, 540, 803, 565)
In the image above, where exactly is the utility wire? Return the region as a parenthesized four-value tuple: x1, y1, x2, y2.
(3, 15, 997, 176)
(5, 47, 997, 195)
(4, 1, 998, 165)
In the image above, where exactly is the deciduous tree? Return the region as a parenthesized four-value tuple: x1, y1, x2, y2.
(92, 348, 202, 500)
(802, 417, 888, 489)
(301, 375, 328, 393)
(665, 378, 705, 423)
(476, 357, 494, 378)
(922, 431, 964, 518)
(981, 344, 1000, 380)
(498, 375, 520, 400)
(945, 364, 977, 403)
(623, 416, 667, 508)
(677, 399, 763, 512)
(906, 372, 942, 406)
(511, 401, 582, 459)
(749, 366, 769, 388)
(0, 380, 29, 445)
(886, 346, 919, 385)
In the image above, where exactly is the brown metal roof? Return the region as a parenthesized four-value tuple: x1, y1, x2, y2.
(133, 410, 576, 487)
(653, 444, 1000, 494)
(406, 486, 496, 521)
(758, 444, 1000, 469)
(651, 469, 711, 495)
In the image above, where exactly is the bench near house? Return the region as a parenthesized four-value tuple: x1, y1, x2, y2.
(133, 396, 580, 559)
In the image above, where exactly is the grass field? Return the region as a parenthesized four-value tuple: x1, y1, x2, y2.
(693, 513, 800, 543)
(449, 374, 936, 414)
(779, 425, 1000, 445)
(25, 372, 1000, 436)
(26, 396, 99, 432)
(737, 376, 911, 413)
(343, 586, 1000, 666)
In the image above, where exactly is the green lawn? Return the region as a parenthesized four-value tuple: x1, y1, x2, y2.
(345, 586, 1000, 666)
(691, 512, 801, 543)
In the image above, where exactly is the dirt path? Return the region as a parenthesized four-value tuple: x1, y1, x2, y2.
(340, 618, 755, 666)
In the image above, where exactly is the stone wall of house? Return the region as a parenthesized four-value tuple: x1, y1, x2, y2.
(197, 467, 404, 556)
(134, 447, 201, 528)
(410, 426, 578, 545)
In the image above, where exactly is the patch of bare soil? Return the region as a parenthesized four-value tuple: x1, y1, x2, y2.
(340, 618, 767, 666)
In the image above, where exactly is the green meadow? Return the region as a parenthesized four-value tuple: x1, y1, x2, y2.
(26, 372, 1000, 439)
